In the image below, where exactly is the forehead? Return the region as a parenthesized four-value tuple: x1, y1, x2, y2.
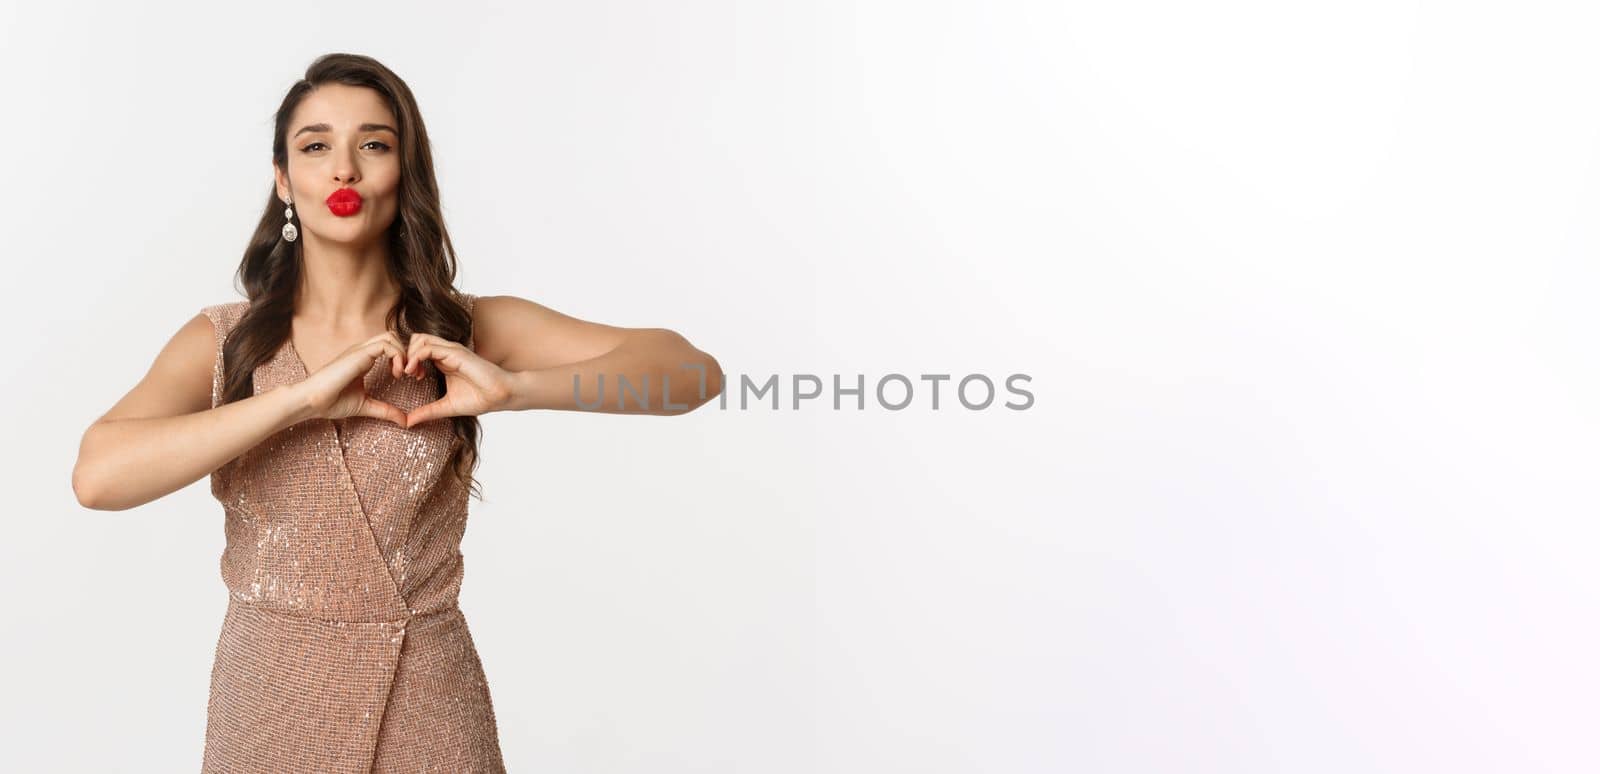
(289, 83, 397, 131)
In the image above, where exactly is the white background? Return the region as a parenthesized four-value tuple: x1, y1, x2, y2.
(3, 1, 1595, 771)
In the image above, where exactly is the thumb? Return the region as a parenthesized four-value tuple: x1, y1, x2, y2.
(355, 396, 409, 427)
(405, 398, 449, 429)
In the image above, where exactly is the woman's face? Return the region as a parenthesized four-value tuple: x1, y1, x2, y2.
(274, 83, 401, 247)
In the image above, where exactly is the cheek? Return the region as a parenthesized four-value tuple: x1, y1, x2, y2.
(374, 168, 402, 198)
(375, 182, 402, 210)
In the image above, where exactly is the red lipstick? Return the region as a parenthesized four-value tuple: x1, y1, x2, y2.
(326, 188, 363, 217)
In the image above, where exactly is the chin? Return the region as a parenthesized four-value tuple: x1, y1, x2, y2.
(312, 226, 378, 246)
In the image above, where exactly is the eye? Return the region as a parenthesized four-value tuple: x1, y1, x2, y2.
(298, 141, 392, 153)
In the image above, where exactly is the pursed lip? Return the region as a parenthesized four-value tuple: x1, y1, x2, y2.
(326, 188, 363, 216)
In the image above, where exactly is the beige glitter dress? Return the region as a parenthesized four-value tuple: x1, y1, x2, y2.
(197, 293, 506, 773)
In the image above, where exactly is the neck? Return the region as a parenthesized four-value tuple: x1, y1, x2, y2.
(294, 231, 400, 323)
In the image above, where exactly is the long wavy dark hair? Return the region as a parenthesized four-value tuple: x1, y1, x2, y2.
(218, 52, 482, 500)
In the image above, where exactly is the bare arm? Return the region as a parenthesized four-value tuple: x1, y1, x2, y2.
(469, 295, 724, 415)
(71, 313, 315, 511)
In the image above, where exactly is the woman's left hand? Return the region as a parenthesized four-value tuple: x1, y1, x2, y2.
(401, 333, 516, 428)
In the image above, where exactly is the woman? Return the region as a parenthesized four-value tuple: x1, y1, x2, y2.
(71, 53, 723, 772)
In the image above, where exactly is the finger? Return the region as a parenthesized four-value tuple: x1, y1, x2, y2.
(405, 334, 434, 375)
(406, 345, 422, 378)
(365, 337, 405, 362)
(355, 395, 409, 427)
(386, 332, 405, 379)
(362, 332, 406, 378)
(404, 339, 419, 376)
(411, 343, 467, 375)
(375, 332, 406, 378)
(371, 339, 406, 378)
(407, 345, 437, 379)
(406, 335, 460, 377)
(330, 339, 403, 380)
(390, 332, 408, 375)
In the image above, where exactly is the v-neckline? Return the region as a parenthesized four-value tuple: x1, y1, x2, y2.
(282, 332, 407, 605)
(283, 334, 379, 526)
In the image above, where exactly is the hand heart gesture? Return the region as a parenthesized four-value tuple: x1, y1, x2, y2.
(296, 332, 412, 427)
(399, 333, 516, 428)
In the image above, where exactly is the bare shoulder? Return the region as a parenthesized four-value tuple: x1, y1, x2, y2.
(96, 309, 219, 424)
(469, 293, 636, 373)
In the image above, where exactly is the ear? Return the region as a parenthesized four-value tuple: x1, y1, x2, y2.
(272, 161, 290, 203)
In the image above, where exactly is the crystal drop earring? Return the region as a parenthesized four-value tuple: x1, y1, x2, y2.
(281, 196, 299, 242)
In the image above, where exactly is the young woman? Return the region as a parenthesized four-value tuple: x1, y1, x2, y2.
(71, 53, 723, 772)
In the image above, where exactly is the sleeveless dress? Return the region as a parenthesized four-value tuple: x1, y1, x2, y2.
(197, 294, 506, 773)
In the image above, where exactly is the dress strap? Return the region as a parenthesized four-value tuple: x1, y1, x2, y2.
(199, 301, 248, 409)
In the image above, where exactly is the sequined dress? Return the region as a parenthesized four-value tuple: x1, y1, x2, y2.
(197, 294, 505, 773)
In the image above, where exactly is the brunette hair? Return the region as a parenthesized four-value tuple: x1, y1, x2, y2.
(217, 52, 482, 500)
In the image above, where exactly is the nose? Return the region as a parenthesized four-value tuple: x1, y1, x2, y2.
(333, 151, 360, 186)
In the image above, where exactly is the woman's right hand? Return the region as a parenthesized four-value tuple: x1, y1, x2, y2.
(292, 332, 411, 426)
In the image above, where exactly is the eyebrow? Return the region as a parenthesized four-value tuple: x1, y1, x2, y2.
(292, 122, 399, 138)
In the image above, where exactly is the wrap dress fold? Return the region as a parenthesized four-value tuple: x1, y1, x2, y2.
(197, 294, 506, 773)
